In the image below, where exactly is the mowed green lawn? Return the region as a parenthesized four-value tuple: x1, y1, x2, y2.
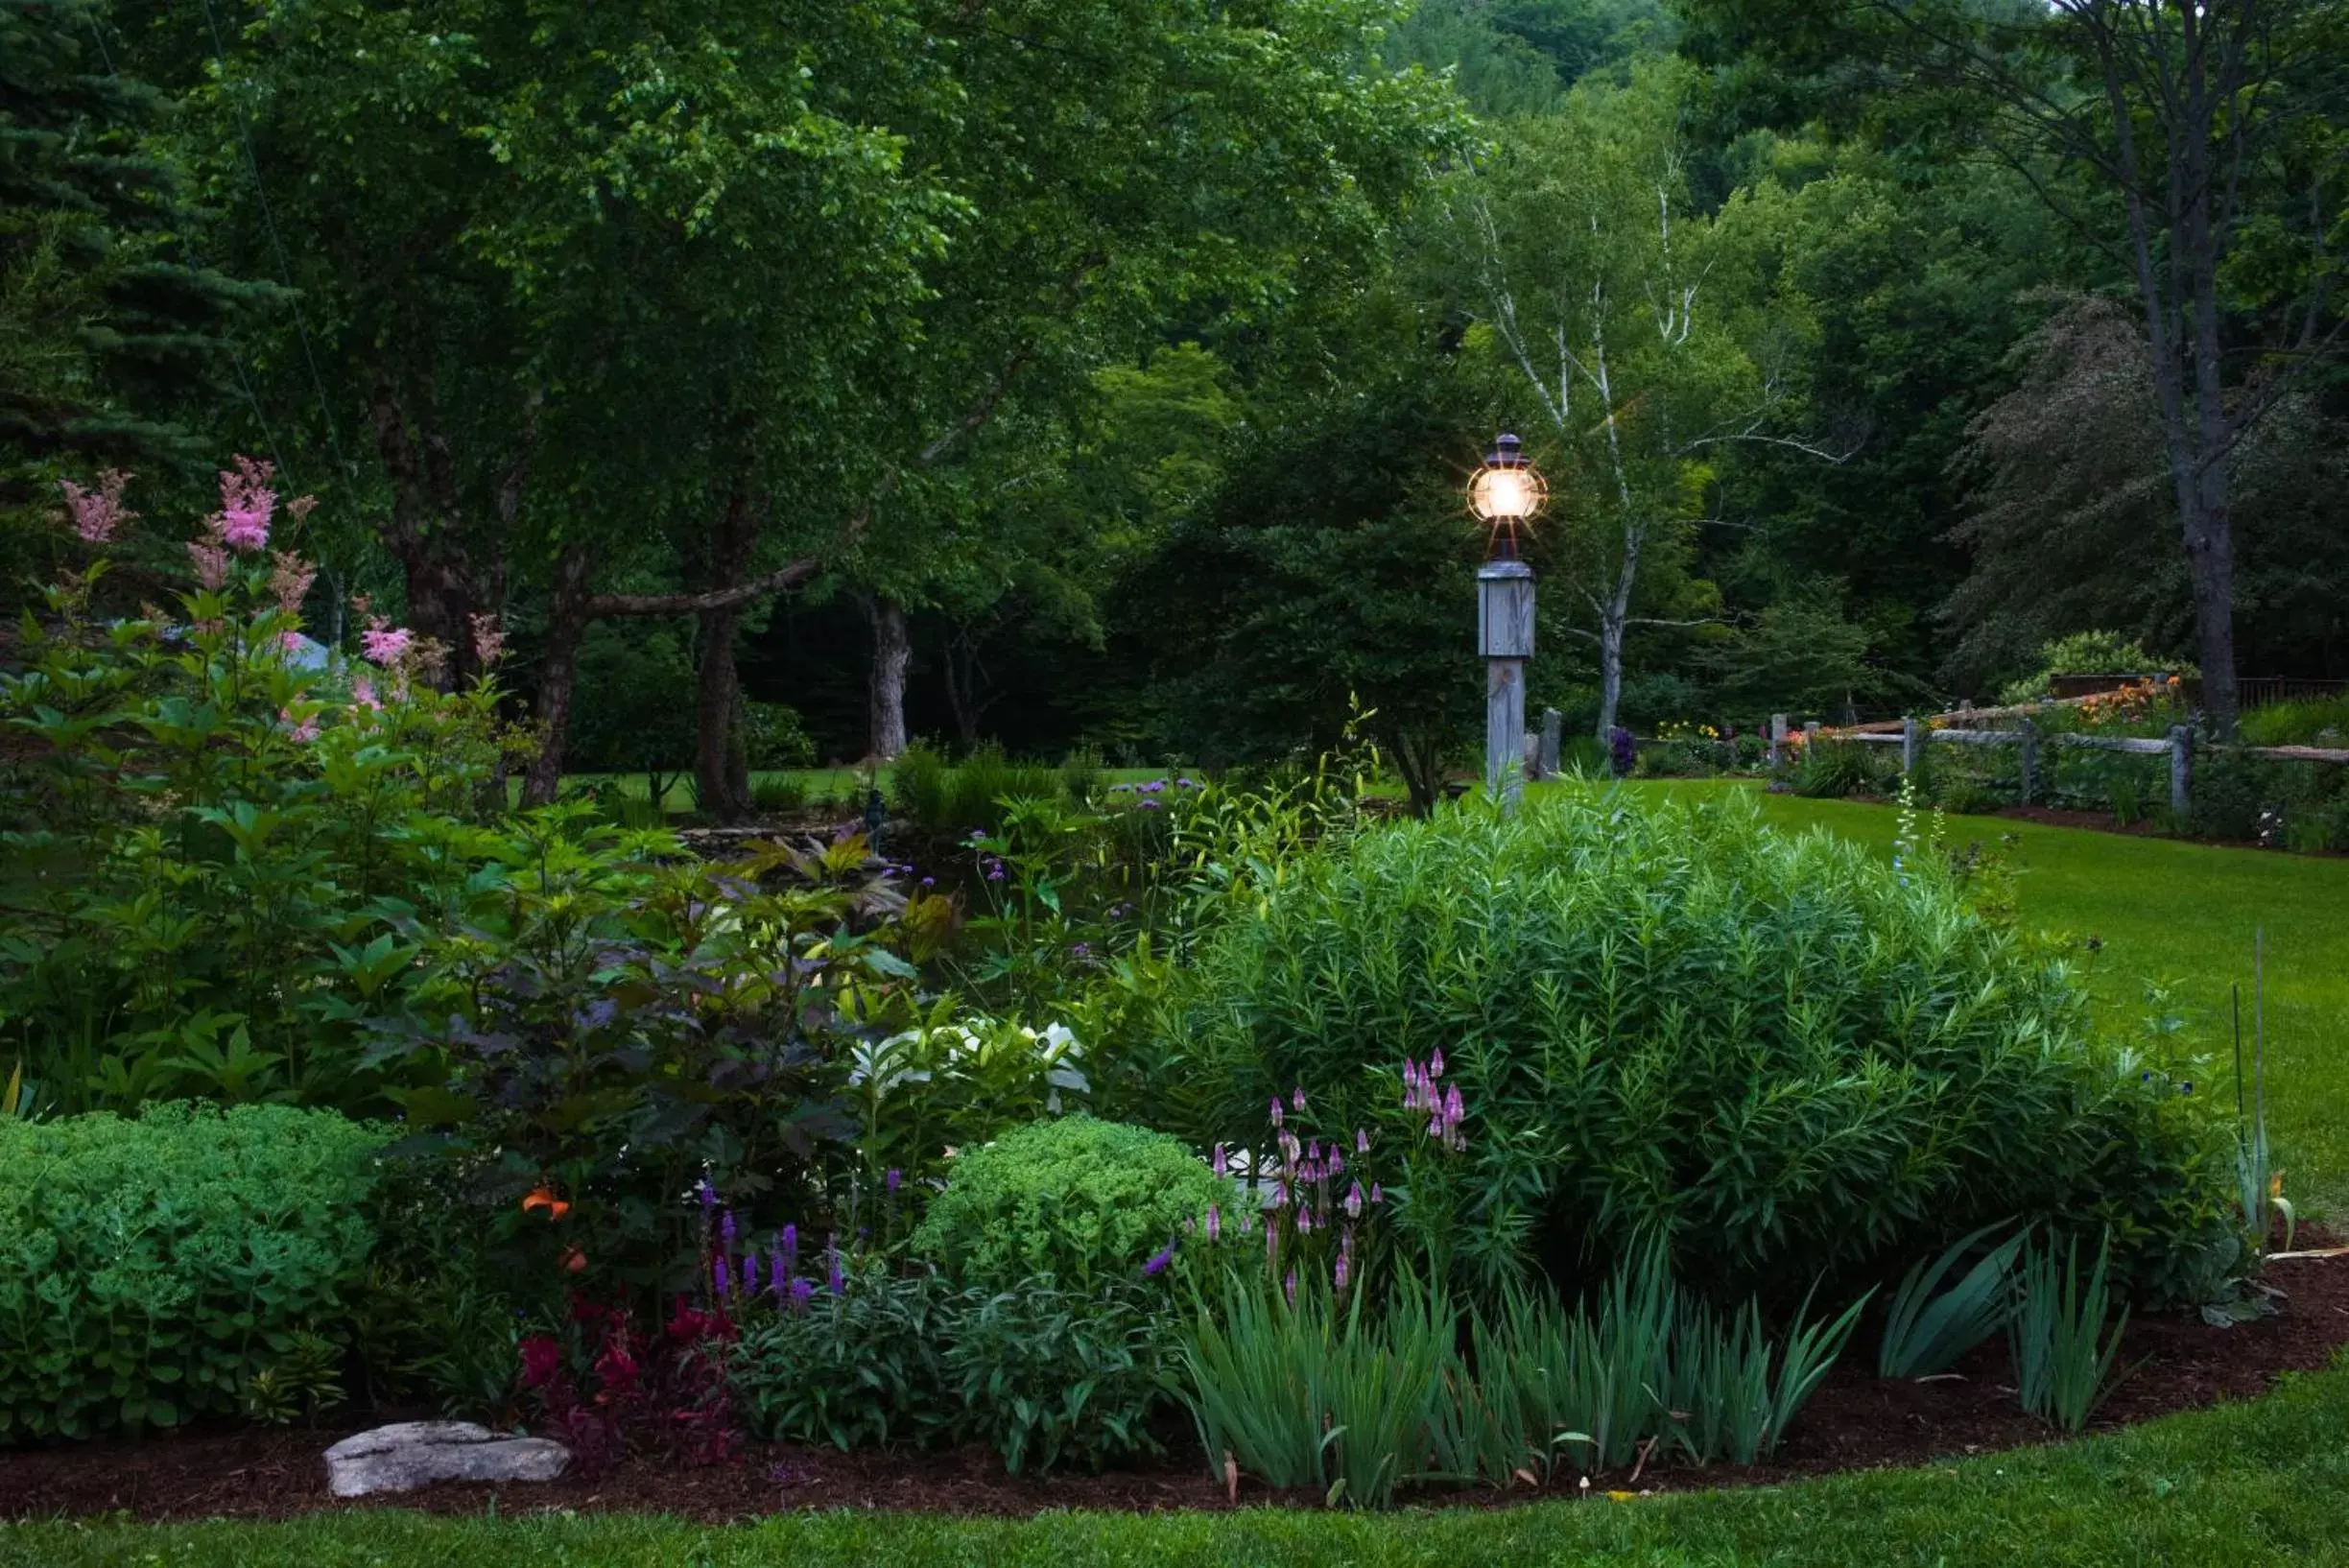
(1624, 780, 2349, 1212)
(10, 1357, 2349, 1565)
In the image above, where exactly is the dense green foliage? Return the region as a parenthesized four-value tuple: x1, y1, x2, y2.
(731, 1267, 1178, 1473)
(0, 1103, 381, 1439)
(1174, 788, 2233, 1302)
(910, 1117, 1236, 1292)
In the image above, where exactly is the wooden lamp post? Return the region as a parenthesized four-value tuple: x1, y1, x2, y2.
(1468, 433, 1546, 814)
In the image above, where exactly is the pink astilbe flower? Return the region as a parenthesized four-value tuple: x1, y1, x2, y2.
(269, 551, 318, 617)
(279, 707, 320, 744)
(469, 611, 507, 668)
(351, 674, 381, 710)
(361, 624, 414, 666)
(279, 630, 307, 654)
(59, 470, 135, 544)
(187, 539, 230, 590)
(215, 457, 277, 553)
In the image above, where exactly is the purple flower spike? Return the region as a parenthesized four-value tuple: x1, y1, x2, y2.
(789, 1277, 814, 1312)
(771, 1251, 786, 1295)
(743, 1255, 757, 1295)
(781, 1224, 799, 1271)
(721, 1209, 739, 1247)
(699, 1179, 718, 1212)
(1430, 1048, 1445, 1078)
(886, 1168, 902, 1196)
(1370, 1183, 1384, 1205)
(1445, 1083, 1464, 1127)
(1345, 1181, 1364, 1219)
(1334, 1252, 1350, 1294)
(1269, 1097, 1284, 1129)
(1356, 1128, 1370, 1154)
(714, 1255, 731, 1297)
(1292, 1087, 1307, 1113)
(1284, 1270, 1297, 1308)
(1143, 1238, 1177, 1276)
(1212, 1144, 1228, 1179)
(827, 1240, 845, 1296)
(1206, 1204, 1222, 1243)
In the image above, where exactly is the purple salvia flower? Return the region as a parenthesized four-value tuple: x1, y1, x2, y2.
(886, 1168, 902, 1196)
(771, 1250, 786, 1295)
(1206, 1204, 1222, 1243)
(827, 1240, 844, 1296)
(721, 1210, 739, 1247)
(789, 1277, 814, 1312)
(714, 1255, 731, 1297)
(1143, 1238, 1177, 1277)
(699, 1179, 718, 1212)
(744, 1255, 758, 1295)
(781, 1224, 798, 1271)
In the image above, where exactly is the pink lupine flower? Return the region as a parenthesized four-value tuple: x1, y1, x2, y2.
(59, 470, 134, 544)
(216, 457, 276, 552)
(361, 624, 413, 666)
(1345, 1181, 1364, 1219)
(1269, 1096, 1283, 1129)
(1205, 1204, 1221, 1243)
(1355, 1128, 1369, 1154)
(1212, 1144, 1227, 1178)
(1291, 1086, 1307, 1113)
(1429, 1048, 1444, 1078)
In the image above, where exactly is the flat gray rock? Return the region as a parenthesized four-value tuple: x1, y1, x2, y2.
(324, 1420, 571, 1498)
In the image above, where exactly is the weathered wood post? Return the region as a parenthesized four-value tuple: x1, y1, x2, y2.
(1539, 708, 1563, 780)
(1768, 713, 1787, 769)
(2170, 724, 2192, 819)
(2018, 717, 2039, 805)
(1901, 716, 1922, 776)
(1803, 721, 1820, 753)
(1478, 557, 1535, 815)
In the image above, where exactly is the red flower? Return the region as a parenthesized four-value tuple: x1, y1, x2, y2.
(519, 1335, 562, 1390)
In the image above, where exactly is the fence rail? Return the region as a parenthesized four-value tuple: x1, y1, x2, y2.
(1768, 705, 2349, 820)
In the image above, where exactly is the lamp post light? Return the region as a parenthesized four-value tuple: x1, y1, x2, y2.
(1468, 433, 1546, 814)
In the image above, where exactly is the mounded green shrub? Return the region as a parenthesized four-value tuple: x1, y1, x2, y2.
(0, 1103, 384, 1440)
(1172, 788, 2231, 1305)
(911, 1116, 1232, 1291)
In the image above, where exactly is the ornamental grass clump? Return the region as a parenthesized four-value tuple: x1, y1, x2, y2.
(1173, 787, 2232, 1305)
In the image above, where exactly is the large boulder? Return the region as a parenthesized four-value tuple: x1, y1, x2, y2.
(324, 1421, 571, 1498)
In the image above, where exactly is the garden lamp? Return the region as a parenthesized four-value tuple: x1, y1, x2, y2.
(1468, 434, 1544, 814)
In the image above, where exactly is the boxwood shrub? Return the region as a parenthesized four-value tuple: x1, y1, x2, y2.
(0, 1103, 384, 1440)
(911, 1116, 1232, 1291)
(1171, 788, 2233, 1306)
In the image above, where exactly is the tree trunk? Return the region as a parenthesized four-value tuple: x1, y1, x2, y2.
(522, 544, 593, 806)
(942, 626, 988, 750)
(692, 471, 758, 822)
(866, 596, 912, 761)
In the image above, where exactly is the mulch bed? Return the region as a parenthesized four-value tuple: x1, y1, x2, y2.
(8, 1248, 2347, 1523)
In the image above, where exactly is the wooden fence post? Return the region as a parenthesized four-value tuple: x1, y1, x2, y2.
(1803, 721, 1820, 753)
(1901, 716, 1922, 775)
(2170, 725, 2192, 819)
(2018, 717, 2039, 805)
(1539, 708, 1562, 779)
(1769, 713, 1788, 769)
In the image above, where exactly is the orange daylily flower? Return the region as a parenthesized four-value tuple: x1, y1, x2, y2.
(561, 1247, 588, 1273)
(522, 1184, 571, 1221)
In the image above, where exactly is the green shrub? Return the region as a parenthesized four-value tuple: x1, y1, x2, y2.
(1997, 632, 2195, 706)
(750, 773, 810, 815)
(730, 1265, 1178, 1473)
(1170, 790, 2232, 1305)
(0, 1103, 384, 1440)
(1790, 739, 1896, 797)
(910, 1116, 1233, 1291)
(891, 741, 1062, 838)
(2240, 696, 2349, 748)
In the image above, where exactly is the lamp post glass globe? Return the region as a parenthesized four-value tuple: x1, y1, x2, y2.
(1468, 433, 1546, 560)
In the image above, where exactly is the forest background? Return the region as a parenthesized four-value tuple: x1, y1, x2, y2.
(6, 0, 2345, 812)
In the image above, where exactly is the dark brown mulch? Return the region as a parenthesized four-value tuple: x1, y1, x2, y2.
(7, 1250, 2347, 1524)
